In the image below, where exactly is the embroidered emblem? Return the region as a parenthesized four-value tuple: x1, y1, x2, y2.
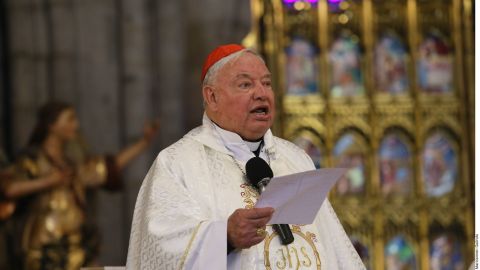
(264, 225, 321, 270)
(240, 183, 259, 209)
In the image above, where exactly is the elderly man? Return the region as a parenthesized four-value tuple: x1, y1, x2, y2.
(127, 44, 365, 269)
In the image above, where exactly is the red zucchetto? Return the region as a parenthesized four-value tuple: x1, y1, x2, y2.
(201, 44, 246, 82)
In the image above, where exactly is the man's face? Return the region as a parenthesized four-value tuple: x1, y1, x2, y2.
(205, 52, 275, 141)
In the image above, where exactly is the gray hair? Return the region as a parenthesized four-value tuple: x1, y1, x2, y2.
(202, 48, 265, 87)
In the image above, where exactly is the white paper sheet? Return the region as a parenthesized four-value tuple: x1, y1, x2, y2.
(255, 168, 347, 224)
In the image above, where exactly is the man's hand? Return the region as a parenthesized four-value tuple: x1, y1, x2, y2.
(227, 207, 274, 250)
(142, 120, 160, 144)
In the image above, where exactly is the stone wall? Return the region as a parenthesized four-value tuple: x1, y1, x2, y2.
(2, 0, 251, 265)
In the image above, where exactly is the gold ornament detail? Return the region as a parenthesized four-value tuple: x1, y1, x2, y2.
(263, 225, 321, 270)
(240, 183, 259, 209)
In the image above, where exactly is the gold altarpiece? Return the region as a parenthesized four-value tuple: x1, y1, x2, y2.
(244, 0, 474, 269)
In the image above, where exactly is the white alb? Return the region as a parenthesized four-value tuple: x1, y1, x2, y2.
(126, 114, 366, 270)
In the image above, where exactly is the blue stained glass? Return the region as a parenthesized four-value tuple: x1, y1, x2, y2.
(379, 134, 413, 195)
(430, 234, 464, 270)
(333, 133, 366, 195)
(422, 132, 457, 197)
(374, 33, 409, 94)
(385, 235, 417, 270)
(286, 38, 319, 95)
(417, 32, 453, 93)
(329, 34, 364, 97)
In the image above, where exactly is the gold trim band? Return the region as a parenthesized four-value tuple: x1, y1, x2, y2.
(178, 221, 205, 270)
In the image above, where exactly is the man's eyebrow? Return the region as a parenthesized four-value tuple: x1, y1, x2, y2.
(234, 74, 251, 79)
(234, 73, 272, 79)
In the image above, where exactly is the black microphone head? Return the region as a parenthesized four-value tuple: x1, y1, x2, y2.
(245, 157, 273, 187)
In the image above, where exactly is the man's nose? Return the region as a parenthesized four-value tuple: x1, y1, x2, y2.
(253, 83, 268, 100)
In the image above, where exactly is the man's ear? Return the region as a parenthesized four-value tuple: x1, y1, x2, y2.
(202, 85, 218, 111)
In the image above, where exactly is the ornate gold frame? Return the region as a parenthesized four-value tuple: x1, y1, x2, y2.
(245, 0, 474, 269)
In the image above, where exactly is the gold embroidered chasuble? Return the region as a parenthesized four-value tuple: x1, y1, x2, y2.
(126, 115, 365, 270)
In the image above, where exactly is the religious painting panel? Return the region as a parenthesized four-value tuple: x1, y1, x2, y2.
(329, 32, 364, 98)
(384, 235, 417, 270)
(285, 38, 319, 95)
(417, 30, 453, 94)
(374, 32, 409, 94)
(291, 130, 324, 169)
(378, 132, 413, 196)
(327, 0, 365, 98)
(332, 131, 368, 196)
(422, 130, 458, 197)
(429, 229, 465, 270)
(416, 0, 454, 95)
(282, 0, 320, 97)
(249, 0, 474, 269)
(372, 0, 409, 96)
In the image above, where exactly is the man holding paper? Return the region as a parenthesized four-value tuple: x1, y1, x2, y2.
(126, 44, 365, 269)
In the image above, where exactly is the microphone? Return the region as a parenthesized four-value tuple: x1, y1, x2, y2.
(245, 157, 294, 245)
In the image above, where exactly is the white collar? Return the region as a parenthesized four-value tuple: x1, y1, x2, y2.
(243, 140, 262, 152)
(185, 113, 276, 163)
(212, 123, 263, 153)
(211, 121, 258, 162)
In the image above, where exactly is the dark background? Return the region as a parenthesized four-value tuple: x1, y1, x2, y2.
(0, 0, 252, 265)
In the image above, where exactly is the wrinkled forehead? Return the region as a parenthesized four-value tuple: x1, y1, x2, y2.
(220, 52, 270, 79)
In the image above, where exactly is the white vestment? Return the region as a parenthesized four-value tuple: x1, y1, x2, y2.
(126, 115, 365, 270)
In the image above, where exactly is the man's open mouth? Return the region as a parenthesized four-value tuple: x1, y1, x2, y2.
(250, 106, 269, 115)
